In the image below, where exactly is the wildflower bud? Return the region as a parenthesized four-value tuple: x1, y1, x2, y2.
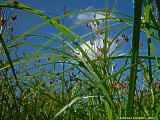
(53, 17, 60, 24)
(11, 14, 17, 21)
(63, 6, 70, 16)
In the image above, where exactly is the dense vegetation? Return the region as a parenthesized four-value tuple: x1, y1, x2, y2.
(0, 0, 160, 119)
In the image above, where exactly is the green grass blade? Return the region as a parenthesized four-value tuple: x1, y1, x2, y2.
(127, 0, 143, 116)
(0, 34, 17, 80)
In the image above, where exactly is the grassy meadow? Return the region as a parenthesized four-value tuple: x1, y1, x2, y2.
(0, 0, 160, 119)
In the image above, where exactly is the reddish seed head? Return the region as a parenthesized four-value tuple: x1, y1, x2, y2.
(111, 83, 128, 89)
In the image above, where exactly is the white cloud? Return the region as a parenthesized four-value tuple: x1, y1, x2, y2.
(74, 36, 120, 59)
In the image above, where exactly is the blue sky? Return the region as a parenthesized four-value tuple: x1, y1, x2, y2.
(13, 0, 134, 54)
(15, 0, 133, 33)
(7, 0, 134, 58)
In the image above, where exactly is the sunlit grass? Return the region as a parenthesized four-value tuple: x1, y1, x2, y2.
(0, 0, 160, 120)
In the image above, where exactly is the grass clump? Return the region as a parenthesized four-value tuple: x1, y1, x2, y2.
(0, 0, 160, 119)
